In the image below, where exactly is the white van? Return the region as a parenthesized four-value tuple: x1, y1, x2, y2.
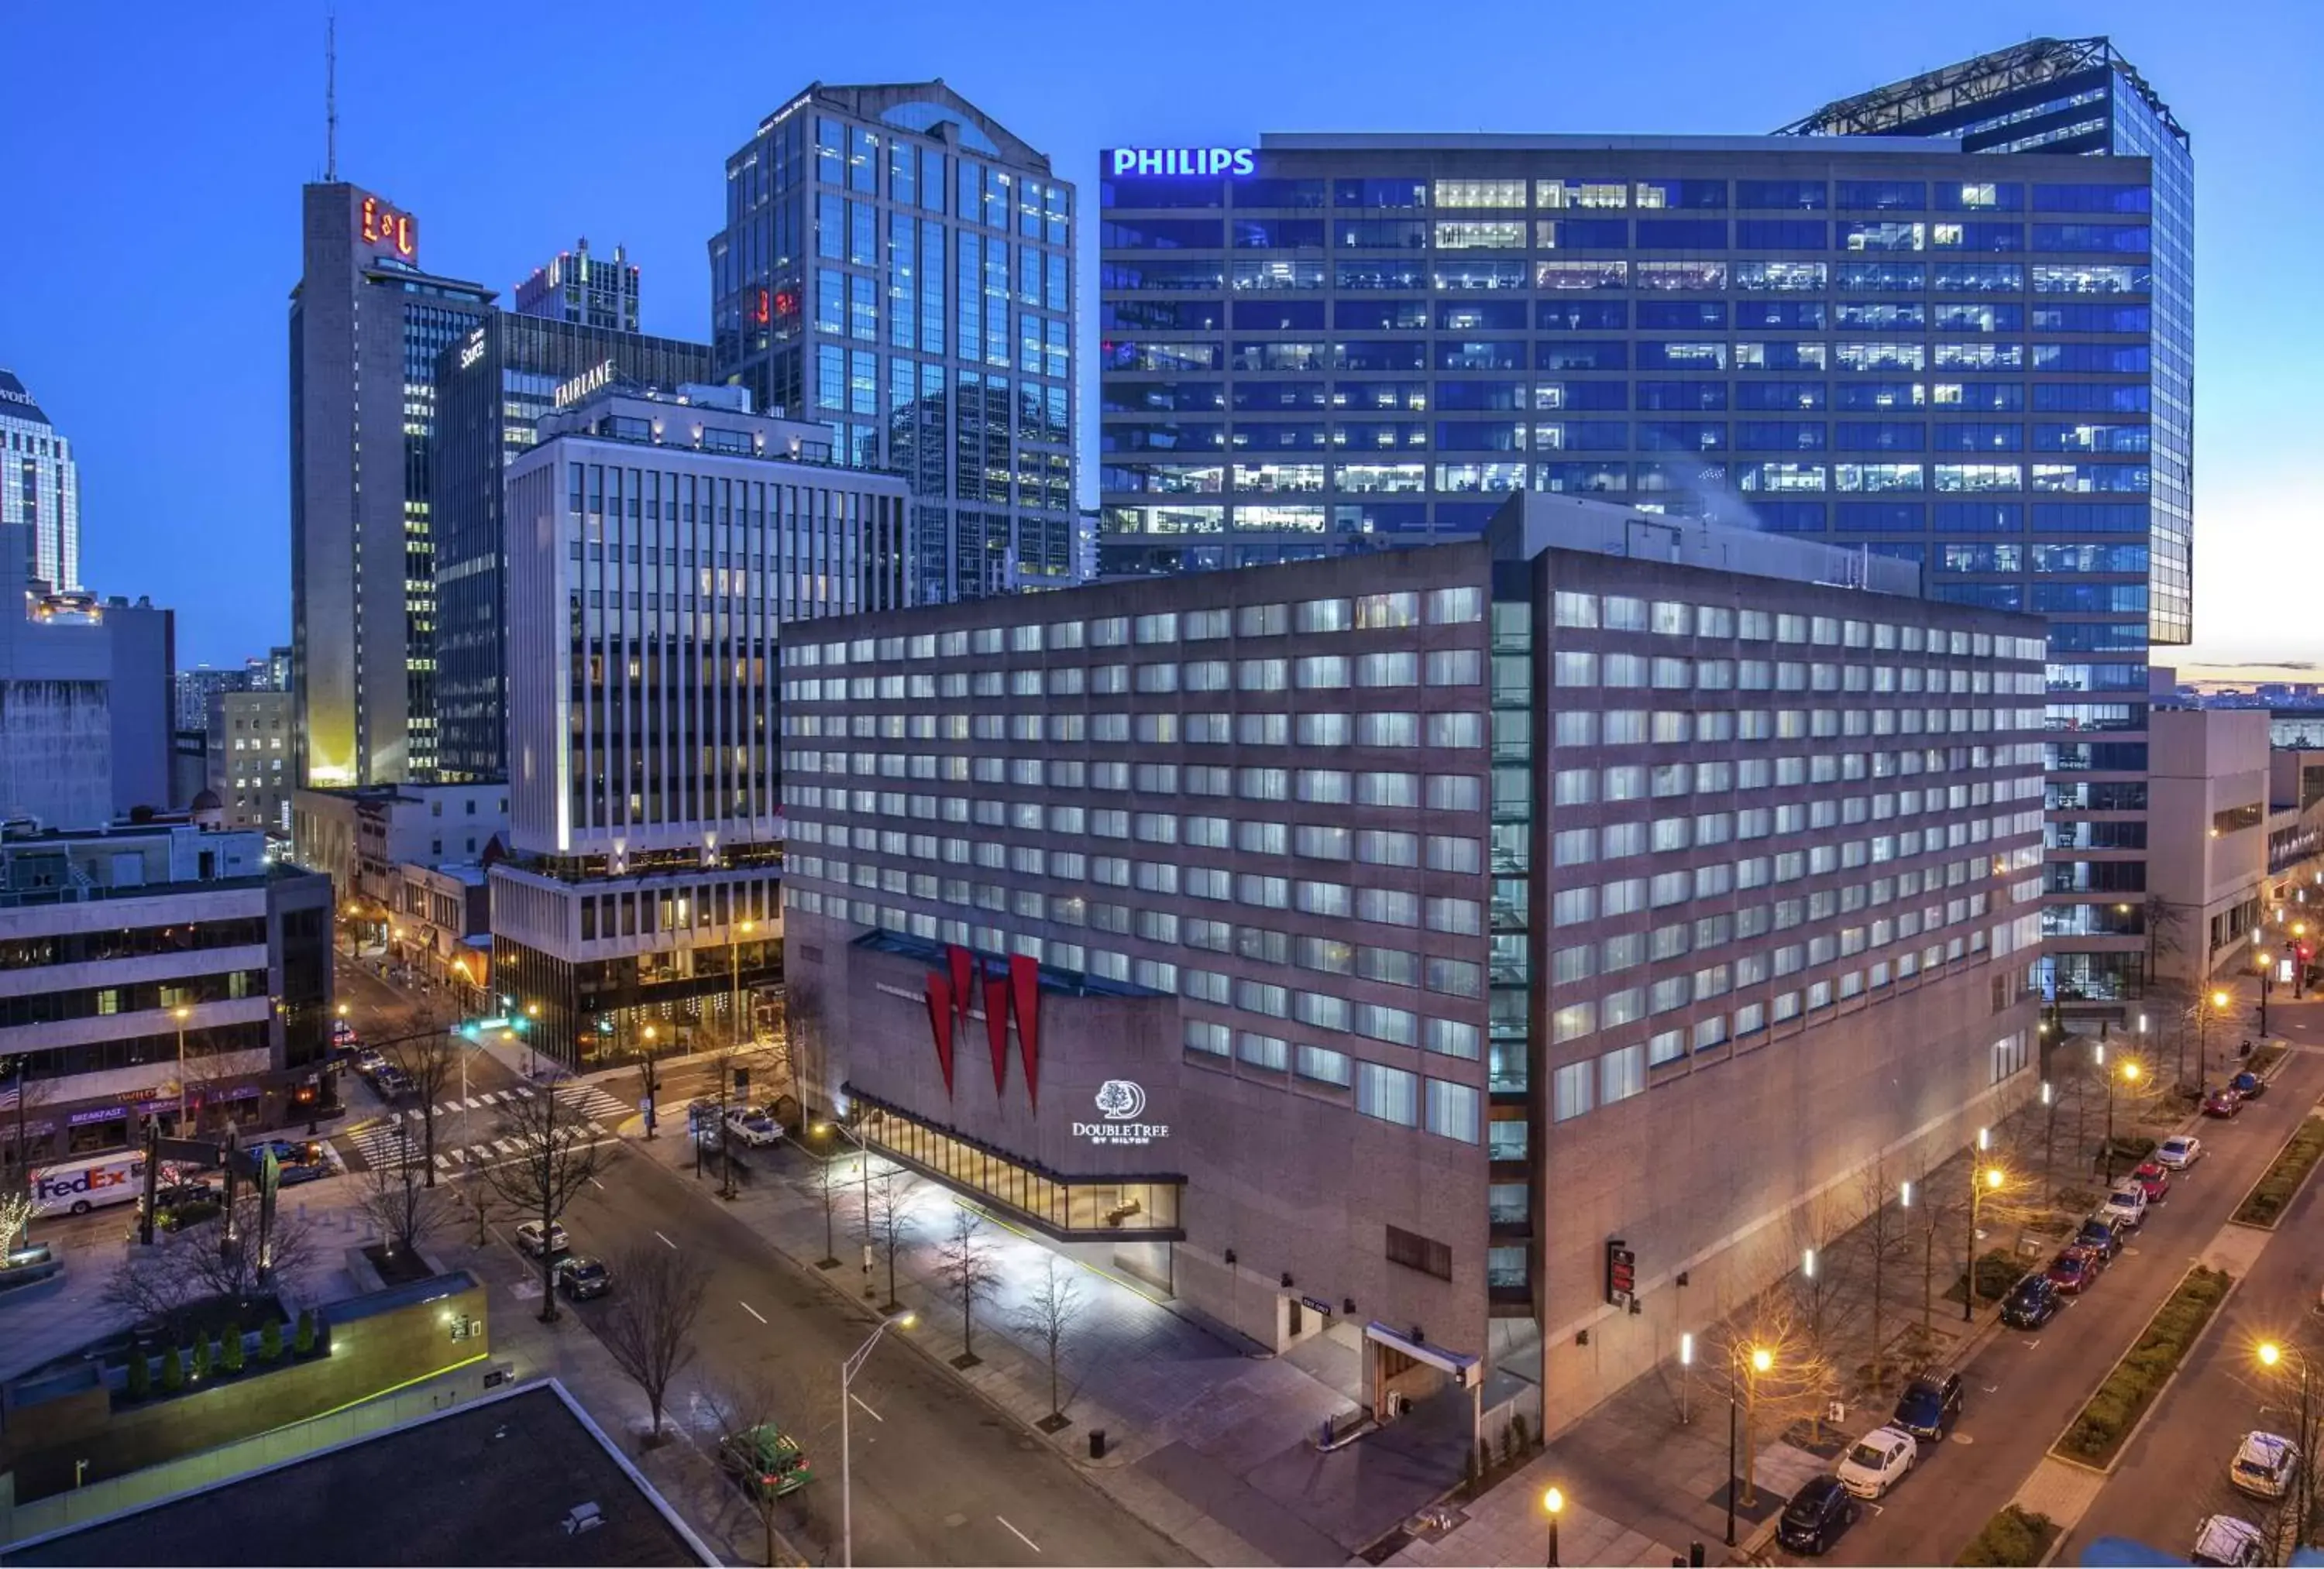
(29, 1153, 148, 1218)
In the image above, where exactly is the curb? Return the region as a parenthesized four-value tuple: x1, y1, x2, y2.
(2043, 1262, 2240, 1474)
(2226, 1114, 2324, 1232)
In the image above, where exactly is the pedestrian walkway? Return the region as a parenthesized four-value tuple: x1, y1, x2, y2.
(610, 1106, 1456, 1567)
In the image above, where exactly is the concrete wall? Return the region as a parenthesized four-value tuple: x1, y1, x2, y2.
(2149, 709, 2269, 982)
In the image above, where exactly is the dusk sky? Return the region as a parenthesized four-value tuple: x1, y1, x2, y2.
(6, 0, 2318, 673)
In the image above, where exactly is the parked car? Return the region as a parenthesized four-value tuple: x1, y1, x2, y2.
(514, 1220, 569, 1258)
(2204, 1088, 2245, 1119)
(2231, 1432, 2299, 1499)
(717, 1423, 813, 1499)
(555, 1255, 612, 1299)
(2075, 1215, 2128, 1261)
(275, 1159, 332, 1187)
(2229, 1069, 2267, 1100)
(2129, 1160, 2172, 1203)
(248, 1138, 324, 1168)
(724, 1108, 784, 1148)
(352, 1049, 387, 1078)
(2046, 1248, 2099, 1296)
(2001, 1274, 2062, 1329)
(373, 1066, 414, 1099)
(331, 1018, 357, 1044)
(1835, 1426, 1918, 1500)
(1891, 1370, 1964, 1443)
(2102, 1185, 2149, 1230)
(2192, 1516, 2267, 1567)
(1776, 1474, 1861, 1556)
(2155, 1134, 2205, 1169)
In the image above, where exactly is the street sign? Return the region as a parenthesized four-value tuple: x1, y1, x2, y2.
(1605, 1239, 1637, 1306)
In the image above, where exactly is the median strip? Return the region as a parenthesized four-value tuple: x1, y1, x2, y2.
(2232, 1115, 2324, 1230)
(1954, 1505, 2058, 1567)
(2051, 1264, 2233, 1470)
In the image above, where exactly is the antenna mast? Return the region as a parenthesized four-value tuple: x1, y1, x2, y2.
(325, 13, 338, 180)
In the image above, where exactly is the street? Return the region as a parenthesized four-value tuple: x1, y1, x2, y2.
(1783, 1008, 2324, 1567)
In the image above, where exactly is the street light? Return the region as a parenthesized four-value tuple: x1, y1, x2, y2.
(1727, 1342, 1773, 1541)
(2254, 949, 2274, 1037)
(2102, 1058, 2142, 1186)
(641, 1024, 661, 1139)
(1966, 1159, 2005, 1321)
(841, 1310, 916, 1568)
(1543, 1485, 1565, 1568)
(731, 918, 757, 1055)
(2257, 1342, 2319, 1541)
(173, 1006, 193, 1131)
(816, 1118, 882, 1300)
(2202, 988, 2230, 1080)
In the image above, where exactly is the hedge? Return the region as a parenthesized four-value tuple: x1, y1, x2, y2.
(2234, 1118, 2324, 1229)
(1956, 1505, 2058, 1567)
(2054, 1265, 2232, 1466)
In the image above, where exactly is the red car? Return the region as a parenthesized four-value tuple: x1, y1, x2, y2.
(2130, 1161, 2171, 1203)
(2202, 1088, 2245, 1119)
(2046, 1246, 2101, 1295)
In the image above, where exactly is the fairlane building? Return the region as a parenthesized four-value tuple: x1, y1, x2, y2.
(780, 493, 2047, 1432)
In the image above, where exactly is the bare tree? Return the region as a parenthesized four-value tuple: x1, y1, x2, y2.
(382, 1021, 461, 1187)
(1856, 1155, 1913, 1397)
(1012, 1254, 1085, 1430)
(934, 1208, 1000, 1367)
(355, 1124, 442, 1262)
(1717, 1296, 1838, 1507)
(452, 1174, 500, 1248)
(1909, 1155, 1964, 1337)
(479, 1085, 610, 1322)
(813, 1146, 845, 1269)
(103, 1191, 316, 1333)
(0, 1187, 30, 1256)
(2144, 893, 2186, 1001)
(701, 1375, 802, 1568)
(597, 1242, 708, 1447)
(866, 1169, 912, 1313)
(1790, 1190, 1855, 1440)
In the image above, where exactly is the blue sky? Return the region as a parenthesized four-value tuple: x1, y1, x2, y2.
(5, 0, 2318, 671)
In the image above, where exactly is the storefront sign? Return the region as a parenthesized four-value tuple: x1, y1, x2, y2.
(1109, 147, 1254, 177)
(1073, 1080, 1170, 1146)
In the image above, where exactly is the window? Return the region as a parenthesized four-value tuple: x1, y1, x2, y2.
(1600, 1045, 1645, 1105)
(1356, 1062, 1420, 1125)
(1296, 1045, 1351, 1086)
(1552, 1061, 1593, 1122)
(1425, 1080, 1480, 1142)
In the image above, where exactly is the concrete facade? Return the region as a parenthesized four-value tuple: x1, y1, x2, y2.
(207, 688, 294, 834)
(2146, 707, 2268, 985)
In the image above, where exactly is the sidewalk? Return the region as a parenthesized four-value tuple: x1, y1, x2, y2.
(611, 1098, 1456, 1567)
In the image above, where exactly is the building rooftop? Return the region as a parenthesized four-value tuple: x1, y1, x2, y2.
(1777, 36, 2187, 146)
(4, 1381, 715, 1567)
(0, 369, 54, 427)
(1487, 492, 1928, 598)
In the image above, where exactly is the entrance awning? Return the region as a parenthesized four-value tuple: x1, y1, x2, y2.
(1365, 1320, 1480, 1385)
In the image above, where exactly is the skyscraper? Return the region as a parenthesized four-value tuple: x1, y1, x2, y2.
(708, 81, 1077, 603)
(0, 368, 81, 593)
(290, 183, 493, 788)
(1783, 37, 2191, 1010)
(514, 239, 641, 333)
(432, 311, 711, 782)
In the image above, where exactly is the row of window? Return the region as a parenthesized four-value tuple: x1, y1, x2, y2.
(1108, 383, 2151, 417)
(1104, 177, 2146, 215)
(1109, 214, 2149, 254)
(1106, 340, 2153, 376)
(1114, 300, 2150, 333)
(1184, 1027, 1483, 1147)
(1105, 259, 2149, 296)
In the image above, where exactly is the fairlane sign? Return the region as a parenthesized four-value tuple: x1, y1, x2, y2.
(1073, 1080, 1170, 1146)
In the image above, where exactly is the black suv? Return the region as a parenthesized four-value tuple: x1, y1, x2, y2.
(1776, 1474, 1859, 1556)
(1892, 1370, 1964, 1442)
(2075, 1214, 2127, 1260)
(2001, 1273, 2061, 1329)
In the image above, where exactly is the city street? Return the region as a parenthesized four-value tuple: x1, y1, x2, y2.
(513, 1142, 1192, 1568)
(1784, 1012, 2324, 1567)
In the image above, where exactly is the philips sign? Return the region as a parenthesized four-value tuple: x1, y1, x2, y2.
(1110, 147, 1254, 177)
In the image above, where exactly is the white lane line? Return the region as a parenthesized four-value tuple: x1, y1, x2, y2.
(433, 1155, 452, 1171)
(741, 1300, 768, 1324)
(997, 1516, 1040, 1553)
(463, 1096, 482, 1110)
(655, 1230, 677, 1250)
(851, 1392, 883, 1422)
(589, 1176, 605, 1190)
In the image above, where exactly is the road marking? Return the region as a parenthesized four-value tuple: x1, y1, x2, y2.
(589, 1176, 605, 1190)
(464, 1096, 482, 1110)
(1982, 1384, 1999, 1393)
(434, 1155, 452, 1171)
(741, 1300, 768, 1324)
(494, 1138, 517, 1154)
(2023, 1338, 2041, 1348)
(851, 1391, 883, 1421)
(655, 1230, 677, 1250)
(997, 1516, 1040, 1553)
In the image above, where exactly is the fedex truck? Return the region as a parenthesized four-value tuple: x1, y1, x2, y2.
(29, 1153, 149, 1218)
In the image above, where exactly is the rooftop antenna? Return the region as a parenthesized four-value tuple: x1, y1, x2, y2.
(325, 12, 338, 180)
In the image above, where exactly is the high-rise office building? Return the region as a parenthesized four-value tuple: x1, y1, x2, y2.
(1098, 53, 2177, 1014)
(208, 687, 295, 834)
(0, 369, 81, 593)
(709, 81, 1077, 603)
(290, 183, 493, 789)
(1783, 36, 2191, 1011)
(779, 495, 2045, 1432)
(432, 312, 711, 781)
(514, 239, 642, 333)
(490, 381, 911, 1066)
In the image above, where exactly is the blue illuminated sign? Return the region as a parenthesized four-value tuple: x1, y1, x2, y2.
(1109, 147, 1255, 177)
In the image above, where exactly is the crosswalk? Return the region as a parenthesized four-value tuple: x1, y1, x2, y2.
(338, 1081, 631, 1173)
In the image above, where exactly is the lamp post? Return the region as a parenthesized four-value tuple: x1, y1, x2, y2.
(1727, 1342, 1772, 1540)
(2254, 949, 2274, 1039)
(731, 918, 756, 1054)
(2102, 1057, 2141, 1184)
(2202, 989, 2229, 1082)
(173, 1006, 192, 1132)
(640, 1023, 659, 1138)
(1679, 1331, 1693, 1427)
(1966, 1132, 2003, 1323)
(2259, 1341, 2320, 1547)
(816, 1117, 881, 1299)
(841, 1310, 916, 1568)
(1542, 1485, 1564, 1568)
(2296, 922, 2311, 998)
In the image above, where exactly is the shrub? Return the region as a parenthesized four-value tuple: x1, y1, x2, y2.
(190, 1337, 212, 1380)
(2235, 1118, 2324, 1228)
(259, 1320, 284, 1364)
(160, 1346, 184, 1393)
(2055, 1266, 2232, 1465)
(125, 1352, 150, 1400)
(1956, 1505, 2058, 1567)
(1974, 1249, 2020, 1302)
(294, 1310, 316, 1357)
(220, 1327, 246, 1374)
(1511, 1412, 1530, 1452)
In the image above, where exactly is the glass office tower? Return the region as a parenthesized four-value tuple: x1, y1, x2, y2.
(709, 82, 1078, 604)
(1784, 36, 2191, 1008)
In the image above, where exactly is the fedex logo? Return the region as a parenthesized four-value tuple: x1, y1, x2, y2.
(33, 1163, 139, 1202)
(1110, 147, 1255, 178)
